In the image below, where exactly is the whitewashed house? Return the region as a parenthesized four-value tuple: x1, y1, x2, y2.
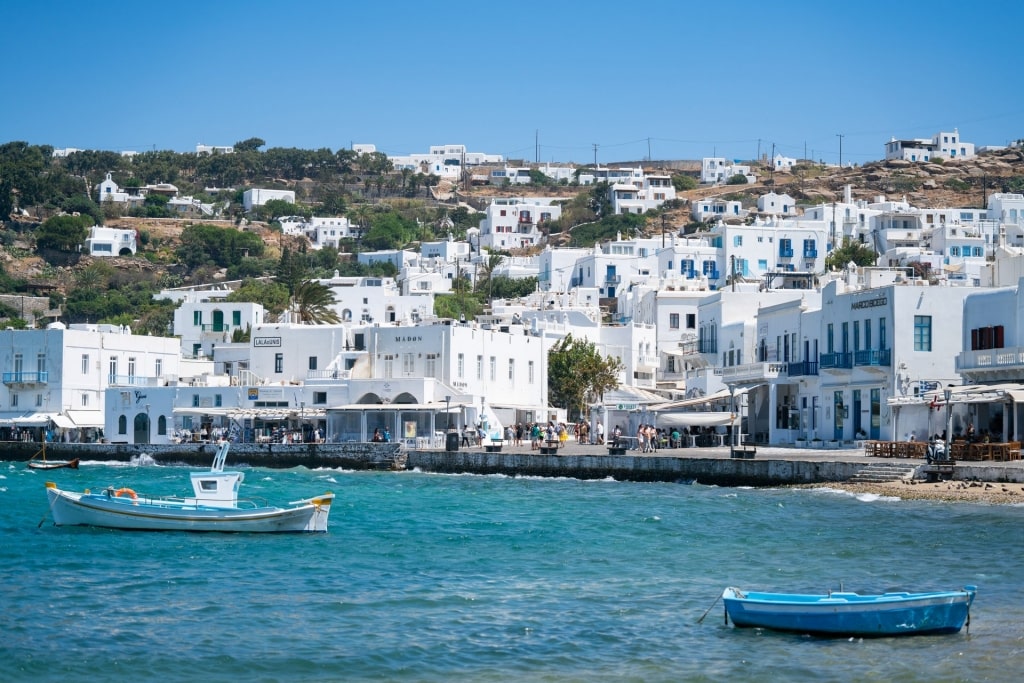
(85, 226, 137, 256)
(243, 188, 296, 212)
(884, 128, 975, 162)
(610, 175, 675, 215)
(478, 198, 561, 251)
(756, 191, 797, 216)
(96, 173, 130, 204)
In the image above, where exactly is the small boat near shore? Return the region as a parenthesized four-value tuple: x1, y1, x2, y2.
(721, 585, 976, 637)
(26, 444, 79, 470)
(44, 441, 333, 532)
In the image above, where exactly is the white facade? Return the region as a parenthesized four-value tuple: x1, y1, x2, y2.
(610, 175, 676, 215)
(701, 158, 755, 184)
(388, 143, 503, 178)
(278, 215, 362, 249)
(85, 226, 138, 256)
(243, 188, 296, 212)
(773, 154, 797, 171)
(319, 274, 433, 326)
(489, 164, 577, 185)
(96, 173, 130, 204)
(884, 128, 975, 162)
(756, 191, 797, 216)
(196, 144, 234, 155)
(174, 298, 266, 360)
(479, 198, 561, 251)
(692, 198, 747, 223)
(0, 323, 183, 442)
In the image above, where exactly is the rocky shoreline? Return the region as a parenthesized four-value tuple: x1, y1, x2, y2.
(799, 479, 1024, 505)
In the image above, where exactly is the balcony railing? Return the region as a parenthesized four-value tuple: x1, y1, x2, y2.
(779, 247, 794, 258)
(720, 362, 787, 384)
(854, 349, 892, 366)
(803, 249, 818, 258)
(605, 274, 621, 285)
(199, 323, 233, 333)
(956, 346, 1024, 373)
(2, 371, 48, 384)
(108, 374, 162, 387)
(786, 360, 819, 376)
(819, 352, 853, 369)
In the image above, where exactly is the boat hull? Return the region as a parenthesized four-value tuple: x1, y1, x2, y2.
(722, 587, 976, 637)
(28, 458, 79, 470)
(46, 486, 332, 533)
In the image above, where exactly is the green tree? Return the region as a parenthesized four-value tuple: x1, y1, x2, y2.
(547, 334, 622, 420)
(276, 246, 311, 295)
(726, 173, 749, 185)
(36, 214, 91, 252)
(176, 224, 265, 269)
(290, 280, 341, 324)
(671, 174, 698, 191)
(234, 137, 266, 153)
(825, 238, 878, 270)
(226, 279, 290, 318)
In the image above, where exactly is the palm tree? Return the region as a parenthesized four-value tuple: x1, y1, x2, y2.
(290, 280, 341, 324)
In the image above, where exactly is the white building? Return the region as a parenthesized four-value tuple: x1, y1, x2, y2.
(772, 154, 797, 171)
(388, 144, 503, 179)
(478, 198, 561, 251)
(489, 164, 577, 185)
(884, 128, 975, 162)
(196, 144, 234, 155)
(610, 175, 675, 215)
(756, 191, 797, 216)
(0, 323, 183, 443)
(692, 198, 747, 223)
(96, 172, 130, 204)
(701, 158, 756, 184)
(243, 188, 296, 212)
(85, 226, 138, 256)
(278, 215, 362, 249)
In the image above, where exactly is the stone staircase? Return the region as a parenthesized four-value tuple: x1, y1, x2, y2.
(848, 462, 918, 483)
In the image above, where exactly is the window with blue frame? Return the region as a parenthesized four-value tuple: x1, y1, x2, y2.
(733, 235, 743, 247)
(758, 259, 767, 271)
(681, 259, 695, 277)
(973, 247, 984, 257)
(779, 238, 793, 257)
(803, 239, 817, 258)
(914, 316, 932, 351)
(703, 260, 717, 275)
(950, 246, 960, 257)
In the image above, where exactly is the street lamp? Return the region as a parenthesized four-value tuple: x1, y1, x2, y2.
(445, 395, 452, 431)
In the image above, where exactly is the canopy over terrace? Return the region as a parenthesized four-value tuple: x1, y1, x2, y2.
(174, 406, 327, 442)
(326, 401, 470, 444)
(888, 383, 1024, 442)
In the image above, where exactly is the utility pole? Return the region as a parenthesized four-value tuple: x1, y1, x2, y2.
(592, 143, 599, 167)
(535, 129, 539, 164)
(804, 141, 807, 161)
(647, 137, 652, 162)
(661, 213, 667, 248)
(770, 142, 775, 182)
(836, 133, 845, 168)
(757, 139, 761, 162)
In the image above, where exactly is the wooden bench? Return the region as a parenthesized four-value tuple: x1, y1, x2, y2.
(539, 439, 560, 455)
(485, 439, 503, 453)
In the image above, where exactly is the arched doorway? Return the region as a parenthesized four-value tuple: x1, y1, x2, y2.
(134, 412, 151, 444)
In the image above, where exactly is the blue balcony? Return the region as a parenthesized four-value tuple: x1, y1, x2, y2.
(854, 349, 892, 367)
(704, 269, 720, 280)
(779, 247, 794, 258)
(819, 352, 853, 369)
(2, 371, 48, 385)
(786, 360, 819, 376)
(803, 249, 818, 258)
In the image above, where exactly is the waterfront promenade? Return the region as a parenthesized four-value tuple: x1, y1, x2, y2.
(8, 438, 1024, 486)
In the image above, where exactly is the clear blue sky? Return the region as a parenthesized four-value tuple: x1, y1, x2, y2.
(4, 0, 1022, 166)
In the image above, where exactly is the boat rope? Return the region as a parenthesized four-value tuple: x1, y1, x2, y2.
(38, 482, 59, 528)
(697, 593, 722, 625)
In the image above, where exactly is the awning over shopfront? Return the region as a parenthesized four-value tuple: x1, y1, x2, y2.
(655, 412, 734, 428)
(66, 411, 104, 427)
(51, 414, 75, 429)
(0, 412, 53, 426)
(649, 388, 732, 412)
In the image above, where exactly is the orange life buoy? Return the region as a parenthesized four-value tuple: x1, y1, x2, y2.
(114, 487, 138, 501)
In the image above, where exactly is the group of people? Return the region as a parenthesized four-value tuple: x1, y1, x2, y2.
(371, 427, 392, 443)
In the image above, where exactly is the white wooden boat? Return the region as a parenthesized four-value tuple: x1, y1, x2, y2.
(44, 441, 333, 532)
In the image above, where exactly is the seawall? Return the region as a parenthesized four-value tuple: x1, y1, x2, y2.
(13, 442, 1024, 485)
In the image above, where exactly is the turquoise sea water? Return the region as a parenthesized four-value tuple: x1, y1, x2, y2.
(2, 459, 1023, 682)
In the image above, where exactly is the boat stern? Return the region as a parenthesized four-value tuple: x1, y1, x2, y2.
(304, 492, 334, 532)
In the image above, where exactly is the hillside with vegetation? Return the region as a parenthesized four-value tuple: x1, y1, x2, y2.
(1, 138, 1022, 332)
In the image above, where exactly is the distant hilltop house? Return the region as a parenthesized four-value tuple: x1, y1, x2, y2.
(85, 225, 138, 256)
(195, 143, 234, 155)
(243, 188, 296, 212)
(387, 144, 504, 180)
(610, 174, 676, 215)
(773, 154, 797, 171)
(277, 215, 363, 250)
(756, 191, 797, 216)
(701, 158, 757, 184)
(166, 196, 221, 218)
(884, 128, 975, 162)
(95, 172, 179, 206)
(479, 198, 562, 250)
(489, 164, 576, 185)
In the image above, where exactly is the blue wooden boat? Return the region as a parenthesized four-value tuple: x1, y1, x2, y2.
(721, 585, 976, 637)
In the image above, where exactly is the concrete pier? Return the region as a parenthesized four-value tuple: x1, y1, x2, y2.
(10, 440, 1024, 485)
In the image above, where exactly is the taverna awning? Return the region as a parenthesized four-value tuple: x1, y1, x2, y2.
(888, 383, 1024, 407)
(655, 412, 734, 428)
